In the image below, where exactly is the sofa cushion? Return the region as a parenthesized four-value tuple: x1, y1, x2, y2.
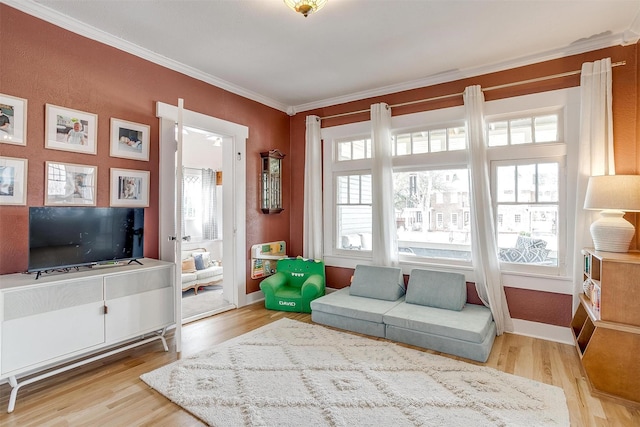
(385, 321, 496, 362)
(201, 251, 212, 267)
(383, 303, 494, 343)
(182, 272, 198, 284)
(406, 269, 466, 311)
(498, 247, 550, 263)
(195, 265, 223, 281)
(193, 253, 206, 270)
(515, 235, 547, 250)
(181, 257, 196, 273)
(349, 265, 405, 301)
(311, 288, 404, 324)
(341, 234, 362, 249)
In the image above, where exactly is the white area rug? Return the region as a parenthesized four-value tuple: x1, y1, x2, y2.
(141, 318, 569, 426)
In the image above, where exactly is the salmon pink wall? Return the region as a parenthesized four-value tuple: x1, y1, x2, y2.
(0, 5, 290, 293)
(2, 4, 639, 321)
(288, 44, 639, 327)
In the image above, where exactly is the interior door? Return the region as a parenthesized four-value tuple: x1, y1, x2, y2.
(158, 100, 185, 351)
(157, 100, 248, 352)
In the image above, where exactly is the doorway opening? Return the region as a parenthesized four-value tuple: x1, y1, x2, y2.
(179, 125, 234, 322)
(157, 100, 248, 345)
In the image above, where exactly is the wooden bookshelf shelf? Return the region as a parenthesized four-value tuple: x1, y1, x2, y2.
(571, 249, 640, 404)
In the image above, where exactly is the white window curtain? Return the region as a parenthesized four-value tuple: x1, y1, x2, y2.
(464, 86, 513, 335)
(303, 115, 323, 260)
(370, 103, 398, 266)
(573, 58, 615, 308)
(201, 168, 218, 240)
(182, 167, 218, 241)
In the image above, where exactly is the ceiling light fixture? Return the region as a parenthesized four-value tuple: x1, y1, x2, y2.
(284, 0, 327, 17)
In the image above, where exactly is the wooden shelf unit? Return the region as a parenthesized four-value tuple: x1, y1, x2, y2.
(571, 249, 640, 404)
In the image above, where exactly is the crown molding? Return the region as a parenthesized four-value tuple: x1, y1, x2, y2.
(5, 0, 637, 117)
(623, 6, 640, 45)
(291, 30, 631, 114)
(3, 0, 290, 113)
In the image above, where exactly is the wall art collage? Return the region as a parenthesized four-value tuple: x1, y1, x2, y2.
(0, 93, 150, 207)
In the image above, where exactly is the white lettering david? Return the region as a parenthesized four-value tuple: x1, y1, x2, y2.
(279, 301, 296, 306)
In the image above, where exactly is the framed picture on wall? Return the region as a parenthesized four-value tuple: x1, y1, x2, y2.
(45, 161, 97, 206)
(110, 168, 150, 207)
(45, 104, 98, 155)
(0, 156, 28, 205)
(0, 93, 27, 146)
(110, 118, 150, 161)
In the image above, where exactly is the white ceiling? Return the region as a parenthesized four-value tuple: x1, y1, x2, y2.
(10, 0, 640, 114)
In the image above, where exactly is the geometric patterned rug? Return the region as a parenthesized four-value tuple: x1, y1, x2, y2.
(141, 318, 569, 426)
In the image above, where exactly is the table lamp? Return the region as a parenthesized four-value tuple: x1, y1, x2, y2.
(583, 175, 640, 252)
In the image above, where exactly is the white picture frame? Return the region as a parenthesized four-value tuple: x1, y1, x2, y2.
(110, 118, 150, 161)
(110, 168, 150, 207)
(0, 93, 27, 146)
(45, 161, 97, 206)
(0, 156, 28, 205)
(45, 104, 97, 155)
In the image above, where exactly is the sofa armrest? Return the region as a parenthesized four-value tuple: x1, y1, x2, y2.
(259, 271, 287, 296)
(301, 274, 325, 299)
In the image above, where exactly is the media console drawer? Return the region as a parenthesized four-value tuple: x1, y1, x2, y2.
(1, 302, 105, 375)
(3, 278, 103, 321)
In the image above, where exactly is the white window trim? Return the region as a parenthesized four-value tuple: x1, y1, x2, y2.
(484, 87, 580, 285)
(490, 155, 566, 276)
(323, 121, 373, 262)
(321, 88, 580, 293)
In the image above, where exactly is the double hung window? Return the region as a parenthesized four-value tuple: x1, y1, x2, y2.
(326, 120, 471, 264)
(487, 110, 566, 274)
(336, 173, 372, 250)
(322, 89, 576, 277)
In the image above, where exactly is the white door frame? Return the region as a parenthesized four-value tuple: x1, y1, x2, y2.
(157, 101, 248, 351)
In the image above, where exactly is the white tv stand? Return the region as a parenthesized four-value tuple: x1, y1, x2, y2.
(0, 258, 175, 413)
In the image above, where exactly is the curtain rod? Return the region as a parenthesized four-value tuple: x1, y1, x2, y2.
(320, 60, 626, 121)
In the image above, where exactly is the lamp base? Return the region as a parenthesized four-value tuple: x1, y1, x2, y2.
(590, 210, 635, 253)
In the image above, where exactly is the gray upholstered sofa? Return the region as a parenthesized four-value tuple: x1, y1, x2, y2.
(310, 265, 496, 362)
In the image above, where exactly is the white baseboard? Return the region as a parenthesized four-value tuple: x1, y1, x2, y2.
(510, 319, 574, 345)
(245, 290, 265, 306)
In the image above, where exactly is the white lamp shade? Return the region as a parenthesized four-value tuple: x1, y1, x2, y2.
(584, 175, 640, 212)
(584, 175, 640, 252)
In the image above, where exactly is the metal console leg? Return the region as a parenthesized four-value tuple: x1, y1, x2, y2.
(8, 376, 19, 413)
(4, 330, 170, 413)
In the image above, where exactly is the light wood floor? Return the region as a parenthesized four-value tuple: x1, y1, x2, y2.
(1, 303, 639, 426)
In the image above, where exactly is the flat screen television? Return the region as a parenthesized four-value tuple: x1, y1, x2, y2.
(28, 207, 144, 276)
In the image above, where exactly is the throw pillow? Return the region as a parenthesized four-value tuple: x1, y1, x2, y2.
(515, 236, 547, 250)
(349, 265, 405, 301)
(181, 257, 196, 273)
(201, 251, 212, 267)
(498, 247, 550, 263)
(193, 253, 206, 270)
(405, 269, 466, 311)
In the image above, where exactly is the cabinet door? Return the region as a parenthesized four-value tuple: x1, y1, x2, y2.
(1, 278, 104, 375)
(103, 266, 174, 343)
